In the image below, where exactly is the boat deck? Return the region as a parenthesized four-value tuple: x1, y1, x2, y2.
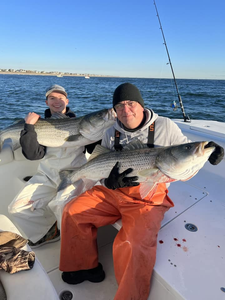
(0, 119, 225, 300)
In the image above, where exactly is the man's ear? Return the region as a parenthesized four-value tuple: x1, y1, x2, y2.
(45, 99, 49, 107)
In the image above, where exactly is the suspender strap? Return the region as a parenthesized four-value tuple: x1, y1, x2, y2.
(114, 121, 155, 150)
(114, 130, 123, 151)
(147, 121, 155, 148)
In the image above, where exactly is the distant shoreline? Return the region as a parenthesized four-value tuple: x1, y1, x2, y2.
(0, 71, 223, 81)
(0, 71, 115, 78)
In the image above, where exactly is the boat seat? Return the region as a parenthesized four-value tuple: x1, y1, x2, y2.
(0, 214, 59, 300)
(0, 139, 14, 166)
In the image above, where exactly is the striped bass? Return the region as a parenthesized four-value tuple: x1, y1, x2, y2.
(0, 108, 116, 150)
(58, 140, 215, 199)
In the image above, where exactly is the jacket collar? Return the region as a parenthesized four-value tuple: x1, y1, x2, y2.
(44, 107, 76, 119)
(114, 108, 158, 133)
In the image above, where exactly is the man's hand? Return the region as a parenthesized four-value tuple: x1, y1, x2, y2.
(206, 141, 224, 165)
(25, 112, 40, 125)
(105, 162, 139, 190)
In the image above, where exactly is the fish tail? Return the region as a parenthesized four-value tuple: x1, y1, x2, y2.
(57, 177, 72, 192)
(58, 168, 79, 191)
(59, 169, 73, 181)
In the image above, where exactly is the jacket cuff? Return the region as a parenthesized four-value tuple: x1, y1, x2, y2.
(24, 123, 35, 132)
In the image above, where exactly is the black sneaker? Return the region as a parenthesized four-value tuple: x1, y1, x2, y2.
(28, 221, 60, 249)
(62, 263, 105, 284)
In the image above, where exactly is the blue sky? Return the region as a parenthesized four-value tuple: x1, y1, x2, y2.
(1, 0, 225, 79)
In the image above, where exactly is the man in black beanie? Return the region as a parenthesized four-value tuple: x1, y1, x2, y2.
(60, 82, 224, 300)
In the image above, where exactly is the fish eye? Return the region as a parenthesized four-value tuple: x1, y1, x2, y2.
(184, 145, 192, 150)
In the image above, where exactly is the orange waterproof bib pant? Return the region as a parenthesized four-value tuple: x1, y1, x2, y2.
(60, 183, 174, 300)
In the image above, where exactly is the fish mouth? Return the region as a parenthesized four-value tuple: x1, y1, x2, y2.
(203, 141, 215, 155)
(109, 108, 117, 120)
(192, 141, 215, 157)
(193, 141, 215, 157)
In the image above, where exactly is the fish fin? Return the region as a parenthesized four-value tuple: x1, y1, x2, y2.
(58, 180, 68, 192)
(69, 179, 93, 196)
(88, 144, 111, 161)
(58, 178, 72, 191)
(58, 168, 79, 191)
(80, 130, 104, 141)
(139, 181, 156, 199)
(138, 168, 159, 177)
(59, 169, 77, 180)
(65, 134, 83, 141)
(10, 119, 25, 125)
(50, 112, 70, 119)
(181, 170, 199, 181)
(123, 138, 148, 151)
(82, 178, 96, 191)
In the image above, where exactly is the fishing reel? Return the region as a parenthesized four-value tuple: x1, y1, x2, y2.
(170, 100, 180, 111)
(171, 100, 191, 122)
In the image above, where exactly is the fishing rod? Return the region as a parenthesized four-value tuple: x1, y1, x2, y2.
(153, 0, 191, 122)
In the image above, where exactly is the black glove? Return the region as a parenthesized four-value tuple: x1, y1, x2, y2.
(206, 141, 224, 165)
(105, 162, 139, 190)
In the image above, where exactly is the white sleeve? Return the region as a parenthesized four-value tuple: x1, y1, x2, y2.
(101, 126, 115, 150)
(167, 119, 191, 145)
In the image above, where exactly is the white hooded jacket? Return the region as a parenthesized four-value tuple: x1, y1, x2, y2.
(102, 108, 190, 150)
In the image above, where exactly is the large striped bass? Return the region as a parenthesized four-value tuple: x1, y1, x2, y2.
(58, 140, 215, 199)
(0, 108, 116, 150)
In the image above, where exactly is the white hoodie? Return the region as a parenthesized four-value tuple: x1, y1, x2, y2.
(102, 108, 190, 150)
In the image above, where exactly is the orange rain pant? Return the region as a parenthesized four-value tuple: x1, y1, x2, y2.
(60, 183, 174, 300)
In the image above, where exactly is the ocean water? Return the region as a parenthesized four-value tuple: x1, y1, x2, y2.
(0, 74, 224, 130)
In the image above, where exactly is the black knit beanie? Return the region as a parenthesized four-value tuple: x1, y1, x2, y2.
(113, 83, 144, 108)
